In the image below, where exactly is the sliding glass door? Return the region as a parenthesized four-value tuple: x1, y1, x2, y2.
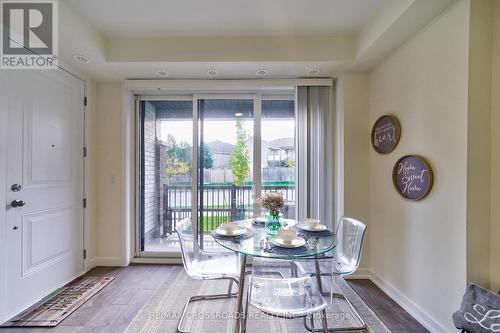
(138, 98, 194, 254)
(261, 99, 296, 218)
(137, 94, 295, 256)
(196, 98, 255, 245)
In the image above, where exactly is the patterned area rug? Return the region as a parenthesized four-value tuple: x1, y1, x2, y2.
(125, 266, 390, 333)
(2, 276, 114, 327)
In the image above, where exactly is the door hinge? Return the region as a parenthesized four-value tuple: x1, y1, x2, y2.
(83, 249, 87, 260)
(83, 96, 87, 106)
(83, 147, 87, 157)
(83, 198, 87, 208)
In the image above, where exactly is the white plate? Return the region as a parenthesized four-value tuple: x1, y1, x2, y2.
(215, 226, 247, 237)
(271, 236, 307, 248)
(296, 223, 327, 232)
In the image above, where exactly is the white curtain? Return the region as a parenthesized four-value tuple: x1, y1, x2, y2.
(296, 86, 335, 228)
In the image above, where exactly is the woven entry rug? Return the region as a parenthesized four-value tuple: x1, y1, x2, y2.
(125, 266, 390, 333)
(2, 276, 115, 327)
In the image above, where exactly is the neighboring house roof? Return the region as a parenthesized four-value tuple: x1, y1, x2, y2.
(269, 137, 294, 150)
(246, 137, 271, 148)
(207, 137, 294, 156)
(206, 140, 234, 154)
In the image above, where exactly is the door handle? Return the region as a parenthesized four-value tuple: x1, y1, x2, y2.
(11, 200, 25, 208)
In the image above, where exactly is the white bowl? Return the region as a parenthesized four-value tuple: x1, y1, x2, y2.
(215, 226, 246, 237)
(297, 223, 327, 232)
(304, 218, 321, 228)
(221, 222, 238, 232)
(277, 229, 297, 244)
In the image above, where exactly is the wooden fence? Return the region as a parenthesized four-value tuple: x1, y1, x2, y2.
(167, 167, 294, 184)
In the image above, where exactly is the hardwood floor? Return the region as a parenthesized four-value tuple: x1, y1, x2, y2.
(347, 279, 429, 333)
(0, 265, 429, 333)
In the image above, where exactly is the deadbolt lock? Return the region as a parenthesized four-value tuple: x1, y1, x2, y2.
(11, 184, 21, 192)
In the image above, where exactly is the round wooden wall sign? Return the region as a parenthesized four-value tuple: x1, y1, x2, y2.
(393, 155, 433, 200)
(371, 115, 401, 154)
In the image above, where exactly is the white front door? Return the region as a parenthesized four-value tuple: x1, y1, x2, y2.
(5, 69, 85, 317)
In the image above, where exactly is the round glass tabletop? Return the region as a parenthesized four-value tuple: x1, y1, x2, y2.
(212, 219, 338, 259)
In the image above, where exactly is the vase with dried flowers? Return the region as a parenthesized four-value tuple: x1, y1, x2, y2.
(257, 192, 284, 235)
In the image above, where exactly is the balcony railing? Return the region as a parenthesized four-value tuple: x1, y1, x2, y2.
(162, 183, 295, 236)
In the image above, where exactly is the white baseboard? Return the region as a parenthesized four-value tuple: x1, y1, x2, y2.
(84, 257, 97, 272)
(131, 257, 183, 265)
(89, 256, 182, 267)
(363, 270, 449, 333)
(344, 268, 372, 280)
(93, 257, 124, 266)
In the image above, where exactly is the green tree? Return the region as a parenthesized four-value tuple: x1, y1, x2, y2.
(177, 140, 192, 165)
(164, 135, 215, 174)
(165, 135, 191, 177)
(165, 134, 178, 161)
(202, 143, 214, 169)
(230, 120, 250, 185)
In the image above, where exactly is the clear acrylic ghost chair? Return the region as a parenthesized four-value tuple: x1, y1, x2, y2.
(296, 216, 367, 332)
(243, 257, 328, 332)
(176, 218, 240, 333)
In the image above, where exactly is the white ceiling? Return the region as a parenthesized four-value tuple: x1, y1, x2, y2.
(60, 0, 456, 81)
(68, 0, 383, 37)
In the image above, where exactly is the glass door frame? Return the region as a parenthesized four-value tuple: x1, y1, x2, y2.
(135, 95, 194, 258)
(135, 92, 295, 258)
(193, 93, 261, 247)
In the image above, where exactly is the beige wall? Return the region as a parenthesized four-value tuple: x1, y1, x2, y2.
(466, 0, 492, 289)
(368, 1, 469, 331)
(336, 73, 371, 269)
(94, 82, 124, 264)
(490, 0, 500, 291)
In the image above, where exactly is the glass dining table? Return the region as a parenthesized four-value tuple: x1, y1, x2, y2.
(212, 218, 338, 333)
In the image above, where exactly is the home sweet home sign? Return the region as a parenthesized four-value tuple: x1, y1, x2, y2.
(393, 155, 433, 200)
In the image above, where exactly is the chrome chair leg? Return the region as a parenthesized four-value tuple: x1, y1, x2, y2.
(318, 276, 366, 332)
(303, 313, 317, 332)
(177, 277, 239, 333)
(242, 273, 252, 333)
(303, 294, 366, 332)
(302, 282, 367, 332)
(298, 262, 367, 333)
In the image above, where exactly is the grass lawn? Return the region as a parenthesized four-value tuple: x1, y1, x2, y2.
(198, 215, 231, 231)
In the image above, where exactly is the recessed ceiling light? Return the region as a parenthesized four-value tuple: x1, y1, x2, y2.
(156, 70, 168, 77)
(207, 69, 218, 77)
(234, 112, 243, 117)
(256, 69, 268, 76)
(72, 54, 90, 64)
(308, 68, 320, 75)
